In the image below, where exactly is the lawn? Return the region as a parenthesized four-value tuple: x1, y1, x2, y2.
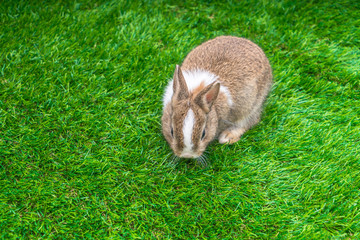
(1, 0, 359, 238)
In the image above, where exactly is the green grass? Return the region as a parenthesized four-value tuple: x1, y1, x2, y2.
(1, 0, 359, 238)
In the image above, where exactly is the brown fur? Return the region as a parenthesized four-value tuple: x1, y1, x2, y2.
(162, 36, 272, 158)
(191, 82, 205, 98)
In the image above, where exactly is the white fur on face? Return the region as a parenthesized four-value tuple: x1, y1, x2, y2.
(182, 108, 195, 153)
(162, 69, 233, 107)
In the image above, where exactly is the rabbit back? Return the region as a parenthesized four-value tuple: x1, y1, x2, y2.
(181, 36, 272, 123)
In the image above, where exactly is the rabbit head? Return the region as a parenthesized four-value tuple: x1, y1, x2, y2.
(162, 65, 220, 158)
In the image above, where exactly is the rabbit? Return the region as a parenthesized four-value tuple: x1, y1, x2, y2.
(161, 36, 272, 159)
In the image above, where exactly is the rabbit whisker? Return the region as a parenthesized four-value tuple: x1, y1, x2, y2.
(197, 155, 209, 168)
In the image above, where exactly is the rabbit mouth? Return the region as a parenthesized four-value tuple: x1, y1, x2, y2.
(180, 152, 200, 159)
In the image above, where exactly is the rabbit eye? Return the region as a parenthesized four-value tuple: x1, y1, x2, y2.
(201, 129, 206, 140)
(171, 127, 174, 138)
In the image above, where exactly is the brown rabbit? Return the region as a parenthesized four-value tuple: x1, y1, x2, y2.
(162, 36, 272, 159)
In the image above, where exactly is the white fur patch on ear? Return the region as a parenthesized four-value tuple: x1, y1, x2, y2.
(182, 69, 218, 91)
(183, 69, 233, 106)
(219, 85, 233, 106)
(162, 69, 233, 107)
(182, 108, 195, 152)
(163, 79, 174, 107)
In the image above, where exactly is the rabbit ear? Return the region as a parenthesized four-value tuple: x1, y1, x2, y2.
(173, 65, 189, 101)
(194, 82, 220, 113)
